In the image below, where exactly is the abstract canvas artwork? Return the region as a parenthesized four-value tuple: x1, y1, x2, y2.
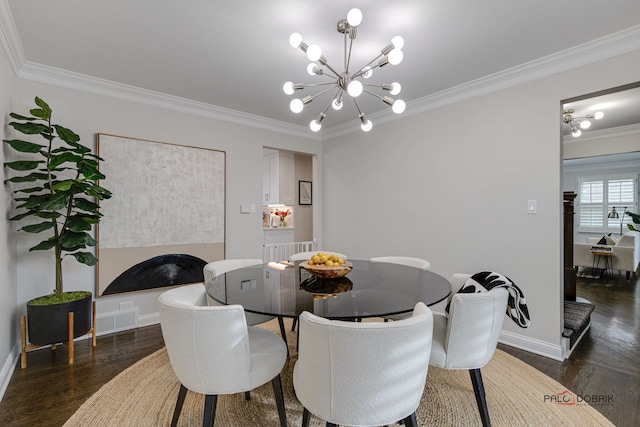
(96, 134, 225, 296)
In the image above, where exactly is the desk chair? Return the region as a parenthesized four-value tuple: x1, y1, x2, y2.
(158, 284, 288, 427)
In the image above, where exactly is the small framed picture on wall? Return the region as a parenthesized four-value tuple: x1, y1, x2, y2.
(299, 180, 312, 205)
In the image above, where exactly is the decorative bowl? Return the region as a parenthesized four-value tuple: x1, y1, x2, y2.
(299, 260, 353, 279)
(299, 276, 354, 297)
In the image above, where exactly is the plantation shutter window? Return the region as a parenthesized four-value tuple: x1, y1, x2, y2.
(577, 175, 637, 232)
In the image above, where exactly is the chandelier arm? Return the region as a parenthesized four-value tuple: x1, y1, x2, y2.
(352, 55, 386, 78)
(362, 88, 384, 100)
(345, 35, 355, 74)
(318, 60, 342, 79)
(352, 97, 364, 116)
(299, 81, 339, 88)
(307, 85, 339, 102)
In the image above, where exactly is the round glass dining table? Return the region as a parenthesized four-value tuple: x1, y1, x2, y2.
(204, 259, 451, 320)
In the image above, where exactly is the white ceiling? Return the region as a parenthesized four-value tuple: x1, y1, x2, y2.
(5, 0, 640, 133)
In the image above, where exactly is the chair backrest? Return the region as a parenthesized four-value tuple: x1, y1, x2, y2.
(370, 256, 431, 270)
(289, 251, 347, 262)
(203, 258, 263, 284)
(158, 284, 253, 395)
(293, 303, 433, 426)
(443, 286, 508, 369)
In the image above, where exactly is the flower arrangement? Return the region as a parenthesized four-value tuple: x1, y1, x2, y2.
(272, 209, 291, 227)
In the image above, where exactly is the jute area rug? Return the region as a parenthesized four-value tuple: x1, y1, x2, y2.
(65, 319, 612, 427)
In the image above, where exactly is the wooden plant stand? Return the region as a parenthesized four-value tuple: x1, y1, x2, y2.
(20, 301, 96, 369)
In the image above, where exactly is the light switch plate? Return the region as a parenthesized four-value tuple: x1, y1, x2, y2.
(527, 200, 537, 214)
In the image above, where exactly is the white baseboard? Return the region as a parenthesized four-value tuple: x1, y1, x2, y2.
(139, 312, 160, 328)
(0, 343, 20, 403)
(499, 330, 564, 361)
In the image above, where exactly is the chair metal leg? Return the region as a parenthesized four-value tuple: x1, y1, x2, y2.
(171, 384, 188, 427)
(203, 394, 217, 427)
(326, 423, 337, 427)
(403, 412, 417, 427)
(245, 391, 250, 401)
(277, 316, 290, 357)
(469, 368, 491, 427)
(291, 316, 298, 331)
(302, 408, 311, 427)
(271, 375, 288, 427)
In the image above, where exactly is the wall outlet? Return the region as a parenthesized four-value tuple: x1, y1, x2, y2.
(119, 301, 134, 310)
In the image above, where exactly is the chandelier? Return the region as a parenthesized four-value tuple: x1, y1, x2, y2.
(562, 108, 604, 137)
(283, 8, 405, 132)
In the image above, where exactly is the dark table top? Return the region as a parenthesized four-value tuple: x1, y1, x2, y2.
(204, 259, 451, 320)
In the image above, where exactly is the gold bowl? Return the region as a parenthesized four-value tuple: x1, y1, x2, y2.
(299, 260, 353, 279)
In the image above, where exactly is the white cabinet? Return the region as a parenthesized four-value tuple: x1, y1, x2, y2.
(263, 151, 294, 205)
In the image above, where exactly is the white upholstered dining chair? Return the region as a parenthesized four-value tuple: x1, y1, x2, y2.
(293, 302, 434, 427)
(370, 256, 432, 321)
(203, 259, 275, 326)
(429, 274, 508, 427)
(369, 256, 431, 271)
(158, 284, 288, 427)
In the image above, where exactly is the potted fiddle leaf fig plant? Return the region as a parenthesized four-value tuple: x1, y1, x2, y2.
(626, 211, 640, 232)
(3, 97, 111, 346)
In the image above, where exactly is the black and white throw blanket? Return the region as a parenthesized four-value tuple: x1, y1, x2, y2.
(446, 271, 531, 328)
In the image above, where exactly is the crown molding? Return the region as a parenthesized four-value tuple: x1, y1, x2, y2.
(2, 0, 639, 142)
(17, 61, 320, 141)
(0, 0, 24, 74)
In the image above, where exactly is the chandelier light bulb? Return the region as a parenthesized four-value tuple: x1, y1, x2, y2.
(306, 44, 322, 61)
(289, 33, 303, 49)
(361, 119, 372, 132)
(307, 63, 319, 75)
(391, 99, 406, 114)
(347, 80, 363, 97)
(572, 128, 582, 137)
(362, 66, 373, 78)
(388, 48, 404, 65)
(580, 120, 591, 129)
(332, 98, 343, 110)
(390, 82, 401, 95)
(310, 120, 322, 132)
(594, 111, 604, 120)
(391, 36, 405, 49)
(290, 98, 304, 113)
(347, 8, 363, 27)
(283, 81, 295, 95)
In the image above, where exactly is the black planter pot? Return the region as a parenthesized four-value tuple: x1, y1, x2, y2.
(26, 292, 93, 346)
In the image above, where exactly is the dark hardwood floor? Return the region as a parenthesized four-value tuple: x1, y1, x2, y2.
(0, 274, 638, 427)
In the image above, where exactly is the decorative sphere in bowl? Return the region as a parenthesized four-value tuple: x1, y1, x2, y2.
(300, 260, 353, 279)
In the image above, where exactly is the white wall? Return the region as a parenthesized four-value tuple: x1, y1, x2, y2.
(11, 79, 322, 330)
(321, 49, 640, 359)
(0, 38, 17, 398)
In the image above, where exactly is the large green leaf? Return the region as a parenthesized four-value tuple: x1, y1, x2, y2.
(4, 160, 43, 171)
(30, 108, 50, 120)
(29, 239, 57, 251)
(74, 198, 100, 212)
(79, 161, 105, 180)
(626, 211, 640, 224)
(20, 221, 54, 233)
(5, 172, 51, 183)
(68, 251, 98, 266)
(9, 122, 49, 135)
(4, 139, 45, 153)
(9, 210, 36, 221)
(49, 152, 83, 169)
(37, 192, 69, 211)
(66, 214, 93, 232)
(34, 211, 62, 219)
(9, 113, 36, 121)
(16, 186, 44, 194)
(53, 125, 80, 144)
(34, 97, 52, 116)
(50, 180, 75, 192)
(60, 231, 91, 251)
